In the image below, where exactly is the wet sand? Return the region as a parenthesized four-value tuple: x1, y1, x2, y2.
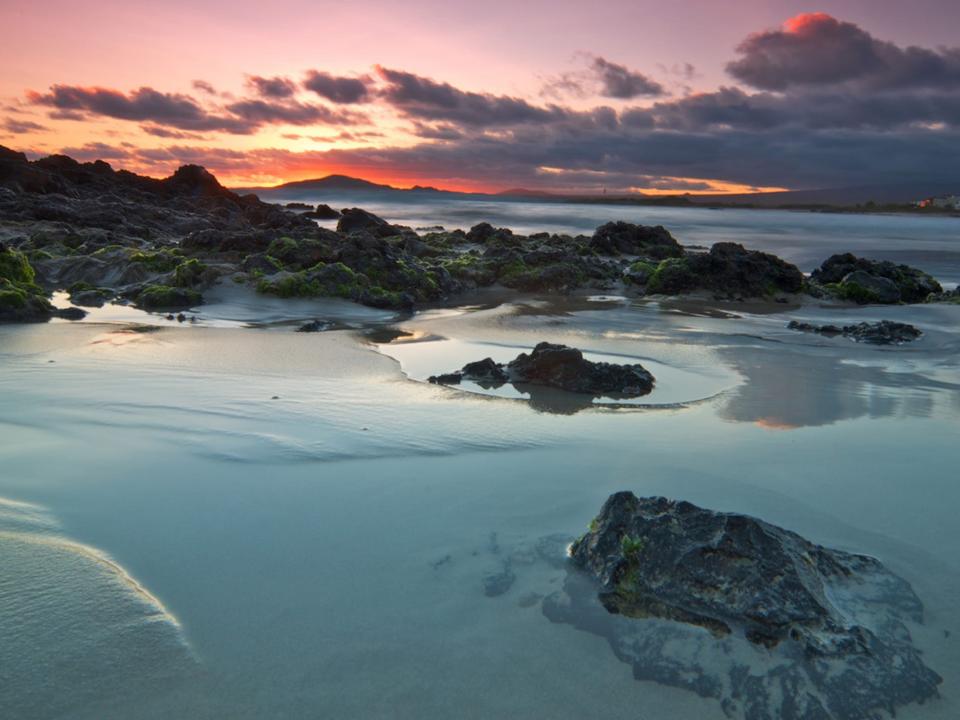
(1, 292, 959, 718)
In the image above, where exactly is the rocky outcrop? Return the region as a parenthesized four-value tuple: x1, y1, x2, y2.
(336, 208, 407, 237)
(811, 253, 942, 304)
(634, 242, 804, 299)
(590, 222, 684, 259)
(429, 342, 655, 397)
(545, 492, 942, 720)
(788, 319, 923, 344)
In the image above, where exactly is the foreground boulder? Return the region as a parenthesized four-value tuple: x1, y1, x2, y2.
(812, 253, 942, 304)
(788, 319, 922, 345)
(429, 342, 654, 397)
(545, 492, 941, 720)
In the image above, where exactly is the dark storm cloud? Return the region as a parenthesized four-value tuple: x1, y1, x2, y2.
(302, 71, 370, 104)
(727, 13, 960, 91)
(591, 57, 665, 98)
(28, 85, 256, 133)
(377, 66, 568, 126)
(225, 98, 364, 126)
(246, 75, 297, 98)
(2, 118, 49, 133)
(28, 84, 367, 134)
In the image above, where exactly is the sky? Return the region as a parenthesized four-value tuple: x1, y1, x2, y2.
(2, 0, 960, 193)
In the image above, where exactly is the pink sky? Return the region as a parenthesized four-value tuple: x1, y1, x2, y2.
(2, 1, 960, 192)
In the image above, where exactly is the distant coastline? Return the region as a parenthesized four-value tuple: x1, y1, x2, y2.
(238, 174, 960, 219)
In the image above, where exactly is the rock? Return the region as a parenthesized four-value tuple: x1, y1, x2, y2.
(428, 343, 655, 398)
(466, 222, 513, 243)
(240, 253, 282, 275)
(640, 242, 804, 298)
(788, 319, 922, 344)
(337, 208, 402, 236)
(590, 222, 684, 259)
(296, 319, 331, 333)
(812, 253, 942, 303)
(427, 372, 463, 385)
(69, 288, 111, 307)
(839, 270, 902, 304)
(462, 358, 510, 384)
(56, 306, 87, 320)
(135, 285, 202, 310)
(305, 203, 341, 220)
(547, 492, 942, 720)
(482, 568, 516, 597)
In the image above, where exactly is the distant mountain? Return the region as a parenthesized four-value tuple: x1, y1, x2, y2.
(236, 174, 398, 195)
(235, 174, 960, 209)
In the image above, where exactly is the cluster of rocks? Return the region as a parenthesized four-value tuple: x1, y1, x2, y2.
(546, 492, 942, 720)
(0, 146, 954, 324)
(809, 253, 942, 304)
(788, 319, 923, 344)
(428, 342, 655, 398)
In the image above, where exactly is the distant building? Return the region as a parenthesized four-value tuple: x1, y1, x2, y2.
(916, 194, 960, 209)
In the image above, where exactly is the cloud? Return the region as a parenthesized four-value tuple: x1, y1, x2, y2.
(22, 16, 960, 193)
(28, 83, 368, 134)
(542, 54, 664, 100)
(28, 85, 256, 133)
(192, 80, 217, 95)
(225, 98, 364, 126)
(140, 124, 207, 140)
(302, 71, 370, 103)
(591, 57, 665, 98)
(246, 75, 297, 98)
(3, 118, 48, 134)
(412, 123, 463, 140)
(727, 13, 960, 91)
(377, 66, 568, 126)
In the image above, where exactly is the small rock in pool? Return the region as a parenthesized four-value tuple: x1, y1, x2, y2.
(788, 319, 921, 344)
(428, 342, 655, 398)
(482, 568, 516, 597)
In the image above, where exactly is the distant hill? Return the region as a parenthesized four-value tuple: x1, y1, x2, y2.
(235, 174, 960, 209)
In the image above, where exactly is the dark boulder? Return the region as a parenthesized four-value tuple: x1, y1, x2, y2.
(305, 203, 341, 220)
(838, 270, 902, 304)
(428, 343, 654, 398)
(337, 208, 404, 237)
(549, 492, 942, 720)
(788, 319, 922, 345)
(466, 222, 514, 244)
(812, 253, 941, 303)
(590, 222, 684, 259)
(645, 242, 804, 298)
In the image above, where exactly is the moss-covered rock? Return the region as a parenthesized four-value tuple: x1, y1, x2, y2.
(173, 258, 208, 288)
(130, 248, 183, 272)
(0, 245, 53, 322)
(812, 253, 941, 303)
(135, 284, 202, 309)
(0, 244, 36, 286)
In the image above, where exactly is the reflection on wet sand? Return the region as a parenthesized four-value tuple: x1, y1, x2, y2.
(718, 346, 960, 429)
